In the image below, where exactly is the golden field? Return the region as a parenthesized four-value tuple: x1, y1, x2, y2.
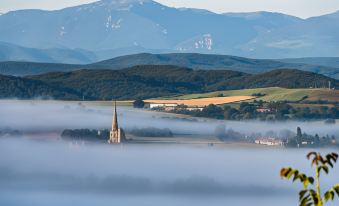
(145, 96, 256, 107)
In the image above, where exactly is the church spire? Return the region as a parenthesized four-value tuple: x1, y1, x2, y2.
(108, 100, 125, 144)
(112, 100, 118, 131)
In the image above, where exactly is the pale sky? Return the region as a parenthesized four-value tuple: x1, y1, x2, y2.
(1, 0, 339, 18)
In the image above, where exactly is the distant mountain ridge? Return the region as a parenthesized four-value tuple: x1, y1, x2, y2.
(0, 61, 82, 76)
(1, 66, 337, 100)
(279, 57, 339, 69)
(1, 53, 337, 79)
(89, 53, 339, 79)
(1, 0, 339, 58)
(0, 42, 96, 64)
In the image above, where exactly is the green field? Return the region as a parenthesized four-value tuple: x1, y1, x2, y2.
(172, 87, 339, 102)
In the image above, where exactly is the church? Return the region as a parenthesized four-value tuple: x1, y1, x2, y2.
(108, 101, 126, 144)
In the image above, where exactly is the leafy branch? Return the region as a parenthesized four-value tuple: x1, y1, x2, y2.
(280, 152, 338, 206)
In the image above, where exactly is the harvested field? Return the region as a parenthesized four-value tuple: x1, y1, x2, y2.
(145, 96, 256, 107)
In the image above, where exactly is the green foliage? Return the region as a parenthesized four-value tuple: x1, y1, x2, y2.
(1, 65, 338, 100)
(0, 74, 82, 100)
(280, 152, 338, 206)
(172, 102, 339, 121)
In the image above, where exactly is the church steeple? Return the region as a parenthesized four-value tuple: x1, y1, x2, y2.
(108, 100, 126, 144)
(112, 100, 118, 131)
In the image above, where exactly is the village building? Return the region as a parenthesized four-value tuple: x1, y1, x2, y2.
(186, 107, 204, 111)
(148, 102, 205, 111)
(256, 107, 272, 113)
(108, 101, 126, 144)
(149, 103, 178, 111)
(255, 137, 283, 146)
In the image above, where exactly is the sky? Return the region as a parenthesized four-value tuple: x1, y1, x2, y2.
(0, 0, 339, 18)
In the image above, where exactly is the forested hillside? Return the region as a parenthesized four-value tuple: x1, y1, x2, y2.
(0, 65, 335, 100)
(0, 74, 81, 99)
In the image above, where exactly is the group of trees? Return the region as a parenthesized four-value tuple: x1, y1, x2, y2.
(285, 127, 337, 148)
(61, 127, 174, 142)
(213, 124, 244, 141)
(61, 129, 109, 142)
(0, 128, 23, 138)
(170, 102, 339, 121)
(129, 127, 173, 137)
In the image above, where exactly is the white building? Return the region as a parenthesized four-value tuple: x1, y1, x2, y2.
(255, 138, 283, 146)
(149, 103, 178, 110)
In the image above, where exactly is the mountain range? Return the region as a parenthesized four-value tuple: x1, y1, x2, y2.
(0, 42, 96, 64)
(1, 66, 337, 100)
(1, 53, 339, 79)
(1, 0, 339, 59)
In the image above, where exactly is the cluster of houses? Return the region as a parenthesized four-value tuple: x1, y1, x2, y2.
(148, 102, 204, 111)
(254, 137, 283, 146)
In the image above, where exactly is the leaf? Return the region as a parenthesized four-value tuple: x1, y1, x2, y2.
(293, 171, 300, 182)
(309, 189, 319, 205)
(319, 155, 326, 165)
(333, 184, 339, 196)
(326, 153, 338, 168)
(307, 152, 317, 160)
(308, 177, 315, 185)
(280, 168, 289, 177)
(307, 152, 319, 167)
(324, 190, 335, 202)
(299, 190, 308, 200)
(303, 178, 309, 188)
(300, 194, 312, 206)
(280, 167, 296, 179)
(333, 153, 339, 160)
(318, 165, 329, 175)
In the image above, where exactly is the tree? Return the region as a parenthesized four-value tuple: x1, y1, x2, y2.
(133, 99, 145, 108)
(280, 152, 339, 206)
(214, 124, 226, 138)
(296, 127, 303, 146)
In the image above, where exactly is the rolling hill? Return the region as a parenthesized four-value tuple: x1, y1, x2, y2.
(89, 53, 339, 78)
(0, 65, 336, 100)
(1, 53, 339, 79)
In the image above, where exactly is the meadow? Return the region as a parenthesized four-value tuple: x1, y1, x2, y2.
(172, 87, 339, 103)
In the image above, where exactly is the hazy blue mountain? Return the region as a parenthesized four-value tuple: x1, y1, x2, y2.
(223, 11, 302, 30)
(0, 61, 82, 76)
(0, 42, 97, 64)
(1, 53, 338, 79)
(279, 57, 339, 69)
(0, 0, 313, 58)
(242, 11, 339, 58)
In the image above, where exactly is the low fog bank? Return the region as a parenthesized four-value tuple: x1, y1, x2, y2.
(1, 139, 339, 206)
(0, 100, 338, 137)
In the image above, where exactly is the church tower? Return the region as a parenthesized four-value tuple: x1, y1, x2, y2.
(108, 101, 126, 144)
